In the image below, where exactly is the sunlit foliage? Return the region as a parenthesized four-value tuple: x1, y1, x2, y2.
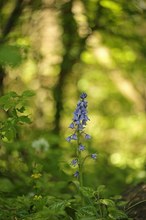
(0, 0, 146, 219)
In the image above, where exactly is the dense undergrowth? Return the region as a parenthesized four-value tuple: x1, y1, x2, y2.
(0, 91, 145, 220)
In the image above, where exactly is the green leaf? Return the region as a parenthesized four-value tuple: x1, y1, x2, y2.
(4, 127, 16, 141)
(49, 200, 71, 213)
(0, 92, 19, 110)
(0, 95, 9, 106)
(0, 45, 22, 67)
(3, 102, 13, 111)
(77, 205, 96, 217)
(18, 116, 31, 124)
(8, 91, 19, 98)
(11, 108, 18, 117)
(79, 186, 94, 198)
(99, 199, 115, 207)
(22, 90, 35, 97)
(108, 208, 128, 220)
(17, 106, 25, 113)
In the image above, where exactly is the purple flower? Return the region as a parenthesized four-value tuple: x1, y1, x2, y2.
(74, 171, 79, 178)
(66, 136, 72, 142)
(69, 122, 74, 129)
(79, 144, 85, 151)
(71, 159, 78, 166)
(82, 119, 87, 126)
(91, 153, 97, 160)
(78, 124, 83, 130)
(68, 92, 89, 132)
(71, 133, 77, 140)
(80, 93, 87, 99)
(85, 134, 91, 139)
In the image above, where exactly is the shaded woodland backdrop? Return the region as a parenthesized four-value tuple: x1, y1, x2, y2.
(0, 0, 146, 209)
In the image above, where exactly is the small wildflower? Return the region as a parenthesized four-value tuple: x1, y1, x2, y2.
(80, 92, 87, 99)
(91, 154, 97, 160)
(85, 134, 91, 139)
(66, 136, 72, 142)
(66, 93, 94, 183)
(68, 92, 90, 132)
(32, 138, 49, 151)
(74, 171, 79, 178)
(78, 124, 83, 130)
(71, 133, 77, 140)
(79, 144, 85, 151)
(71, 159, 78, 166)
(82, 119, 86, 126)
(69, 122, 74, 129)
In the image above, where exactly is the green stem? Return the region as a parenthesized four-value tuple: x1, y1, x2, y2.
(77, 130, 83, 187)
(98, 192, 103, 218)
(77, 130, 84, 205)
(79, 151, 83, 187)
(81, 155, 90, 167)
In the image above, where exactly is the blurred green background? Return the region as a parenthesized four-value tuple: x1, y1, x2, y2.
(0, 0, 146, 199)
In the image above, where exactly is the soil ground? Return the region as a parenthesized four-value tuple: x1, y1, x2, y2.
(123, 182, 146, 220)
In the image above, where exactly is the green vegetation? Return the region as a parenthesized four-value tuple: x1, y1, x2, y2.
(0, 0, 146, 219)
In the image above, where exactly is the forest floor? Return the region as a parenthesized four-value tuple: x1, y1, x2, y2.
(123, 182, 146, 220)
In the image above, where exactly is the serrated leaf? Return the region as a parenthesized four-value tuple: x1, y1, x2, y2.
(80, 186, 94, 198)
(0, 92, 19, 110)
(108, 208, 128, 219)
(4, 127, 16, 141)
(77, 205, 96, 217)
(99, 199, 115, 207)
(3, 102, 13, 111)
(49, 200, 71, 212)
(22, 90, 35, 97)
(18, 116, 31, 124)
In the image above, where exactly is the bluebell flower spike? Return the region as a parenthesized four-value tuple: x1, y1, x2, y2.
(66, 92, 90, 135)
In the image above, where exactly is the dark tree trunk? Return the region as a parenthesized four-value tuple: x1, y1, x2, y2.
(0, 0, 25, 96)
(53, 0, 87, 135)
